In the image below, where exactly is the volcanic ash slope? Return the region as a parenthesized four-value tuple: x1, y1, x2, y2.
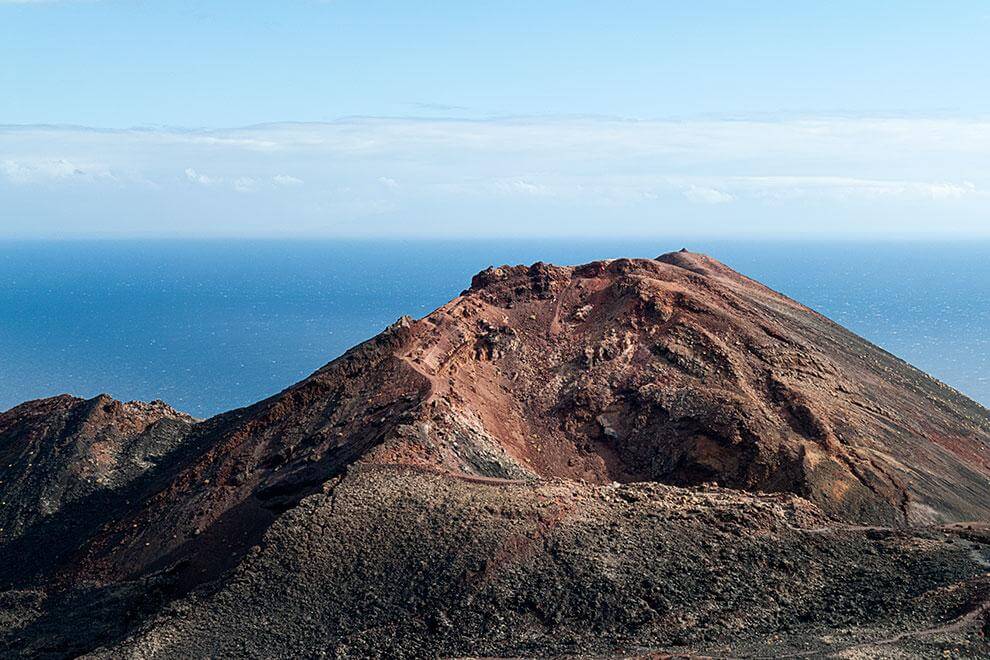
(3, 251, 990, 658)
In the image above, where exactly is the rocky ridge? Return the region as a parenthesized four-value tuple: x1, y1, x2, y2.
(2, 251, 990, 658)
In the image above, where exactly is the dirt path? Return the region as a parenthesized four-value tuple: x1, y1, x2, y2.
(399, 351, 441, 398)
(779, 596, 990, 658)
(745, 522, 990, 657)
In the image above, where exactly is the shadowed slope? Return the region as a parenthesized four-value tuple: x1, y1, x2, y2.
(3, 251, 990, 657)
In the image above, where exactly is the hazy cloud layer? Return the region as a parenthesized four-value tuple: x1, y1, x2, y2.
(1, 117, 988, 237)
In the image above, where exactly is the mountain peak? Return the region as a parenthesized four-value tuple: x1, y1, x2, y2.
(4, 253, 990, 657)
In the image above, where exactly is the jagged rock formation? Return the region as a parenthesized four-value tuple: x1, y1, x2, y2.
(2, 251, 990, 658)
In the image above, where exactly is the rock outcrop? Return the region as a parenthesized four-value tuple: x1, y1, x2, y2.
(0, 394, 194, 543)
(2, 251, 990, 658)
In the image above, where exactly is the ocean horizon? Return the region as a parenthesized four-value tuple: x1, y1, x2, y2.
(2, 238, 988, 417)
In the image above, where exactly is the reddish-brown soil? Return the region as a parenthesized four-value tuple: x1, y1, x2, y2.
(2, 251, 989, 658)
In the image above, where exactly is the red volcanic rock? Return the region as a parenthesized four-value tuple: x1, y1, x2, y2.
(2, 251, 990, 658)
(18, 251, 990, 574)
(369, 251, 990, 526)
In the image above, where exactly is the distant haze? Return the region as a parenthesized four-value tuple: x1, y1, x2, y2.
(2, 118, 989, 238)
(2, 1, 989, 238)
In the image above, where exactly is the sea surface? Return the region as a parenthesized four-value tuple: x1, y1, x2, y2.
(1, 239, 988, 418)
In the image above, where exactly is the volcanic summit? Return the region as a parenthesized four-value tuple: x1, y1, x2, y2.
(3, 251, 990, 658)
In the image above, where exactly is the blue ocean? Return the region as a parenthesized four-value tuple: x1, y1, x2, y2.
(1, 239, 988, 418)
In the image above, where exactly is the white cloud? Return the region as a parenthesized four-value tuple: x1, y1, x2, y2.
(1, 158, 113, 184)
(494, 179, 553, 197)
(925, 181, 977, 200)
(185, 168, 258, 193)
(715, 176, 983, 202)
(273, 174, 304, 187)
(233, 177, 256, 193)
(2, 159, 79, 183)
(683, 185, 735, 205)
(3, 117, 990, 237)
(184, 168, 216, 186)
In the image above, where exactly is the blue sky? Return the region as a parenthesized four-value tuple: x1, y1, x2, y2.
(1, 1, 989, 237)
